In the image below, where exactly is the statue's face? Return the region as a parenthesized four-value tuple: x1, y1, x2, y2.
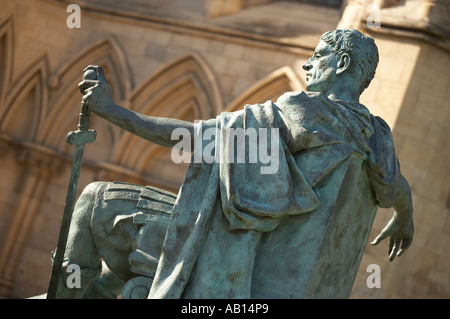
(303, 40, 340, 94)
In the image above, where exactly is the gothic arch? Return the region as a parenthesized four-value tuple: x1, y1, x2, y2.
(48, 36, 132, 102)
(111, 53, 223, 182)
(37, 37, 131, 156)
(0, 14, 14, 108)
(127, 52, 222, 117)
(225, 66, 305, 112)
(0, 54, 49, 141)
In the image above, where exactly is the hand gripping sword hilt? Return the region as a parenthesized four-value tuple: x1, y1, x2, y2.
(66, 69, 97, 145)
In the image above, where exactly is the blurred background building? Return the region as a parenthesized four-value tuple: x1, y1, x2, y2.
(0, 0, 448, 298)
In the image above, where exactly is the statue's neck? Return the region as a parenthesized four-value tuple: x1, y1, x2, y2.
(324, 79, 360, 103)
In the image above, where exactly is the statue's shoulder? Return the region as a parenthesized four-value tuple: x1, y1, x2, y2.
(368, 114, 396, 150)
(276, 90, 324, 106)
(276, 90, 310, 103)
(370, 114, 391, 131)
(275, 91, 326, 117)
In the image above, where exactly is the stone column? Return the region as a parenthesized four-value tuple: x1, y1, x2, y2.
(337, 0, 366, 30)
(0, 144, 63, 297)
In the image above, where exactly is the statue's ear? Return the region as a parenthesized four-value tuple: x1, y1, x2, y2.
(336, 53, 351, 75)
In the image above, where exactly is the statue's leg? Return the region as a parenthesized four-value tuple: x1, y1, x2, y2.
(90, 181, 176, 298)
(54, 181, 105, 298)
(54, 181, 176, 298)
(82, 261, 124, 299)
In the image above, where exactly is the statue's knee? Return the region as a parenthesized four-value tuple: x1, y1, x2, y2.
(80, 181, 110, 198)
(76, 181, 110, 205)
(73, 182, 110, 221)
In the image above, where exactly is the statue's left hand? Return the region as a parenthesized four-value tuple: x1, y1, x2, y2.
(370, 214, 414, 262)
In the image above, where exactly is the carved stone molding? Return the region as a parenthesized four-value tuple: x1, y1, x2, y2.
(340, 0, 450, 51)
(49, 0, 316, 55)
(14, 142, 66, 177)
(0, 133, 12, 158)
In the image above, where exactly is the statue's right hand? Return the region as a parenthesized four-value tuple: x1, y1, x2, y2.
(78, 65, 114, 115)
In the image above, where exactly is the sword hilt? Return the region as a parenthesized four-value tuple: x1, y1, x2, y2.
(78, 102, 91, 132)
(66, 69, 97, 145)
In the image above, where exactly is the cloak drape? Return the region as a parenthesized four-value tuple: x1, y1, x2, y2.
(147, 91, 400, 298)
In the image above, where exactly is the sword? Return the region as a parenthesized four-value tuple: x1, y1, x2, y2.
(47, 68, 98, 298)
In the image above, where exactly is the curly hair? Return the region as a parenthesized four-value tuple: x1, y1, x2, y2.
(320, 29, 379, 94)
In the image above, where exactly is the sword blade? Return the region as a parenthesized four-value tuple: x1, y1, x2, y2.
(47, 142, 85, 299)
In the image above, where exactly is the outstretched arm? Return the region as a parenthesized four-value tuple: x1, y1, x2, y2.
(370, 174, 414, 261)
(78, 65, 195, 149)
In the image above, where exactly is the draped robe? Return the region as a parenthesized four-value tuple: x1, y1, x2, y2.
(147, 91, 401, 298)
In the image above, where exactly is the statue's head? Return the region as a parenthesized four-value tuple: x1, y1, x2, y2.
(303, 29, 379, 97)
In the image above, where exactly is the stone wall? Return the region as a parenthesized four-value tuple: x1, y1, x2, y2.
(353, 36, 450, 298)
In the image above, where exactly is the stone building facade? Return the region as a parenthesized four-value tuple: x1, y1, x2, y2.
(0, 0, 448, 298)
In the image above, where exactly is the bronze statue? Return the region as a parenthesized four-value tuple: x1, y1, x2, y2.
(50, 29, 414, 299)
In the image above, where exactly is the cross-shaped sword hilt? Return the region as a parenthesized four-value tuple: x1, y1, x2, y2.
(66, 69, 97, 145)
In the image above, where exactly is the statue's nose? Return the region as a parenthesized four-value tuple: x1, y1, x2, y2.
(303, 60, 312, 71)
